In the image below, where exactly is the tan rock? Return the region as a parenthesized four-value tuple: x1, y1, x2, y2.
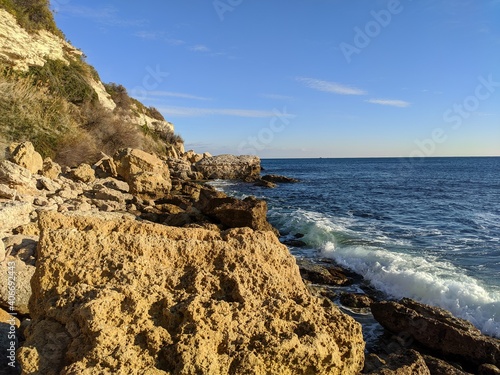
(0, 238, 5, 262)
(0, 160, 37, 194)
(70, 163, 95, 183)
(114, 148, 171, 199)
(195, 154, 261, 181)
(0, 307, 20, 328)
(41, 158, 62, 180)
(371, 299, 500, 368)
(93, 154, 118, 178)
(364, 350, 430, 375)
(8, 142, 43, 174)
(0, 256, 35, 314)
(0, 201, 33, 237)
(0, 183, 17, 199)
(19, 211, 365, 375)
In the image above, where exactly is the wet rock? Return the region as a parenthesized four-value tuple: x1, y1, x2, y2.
(261, 174, 299, 183)
(340, 293, 373, 308)
(18, 211, 365, 375)
(297, 258, 350, 286)
(371, 298, 500, 368)
(423, 355, 472, 375)
(363, 350, 430, 374)
(254, 178, 277, 188)
(8, 141, 43, 174)
(479, 364, 500, 375)
(194, 154, 261, 181)
(282, 239, 307, 247)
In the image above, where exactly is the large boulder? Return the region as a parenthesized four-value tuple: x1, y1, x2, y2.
(0, 255, 35, 315)
(194, 154, 261, 181)
(0, 201, 33, 237)
(114, 148, 171, 199)
(8, 142, 43, 174)
(0, 160, 38, 195)
(200, 195, 275, 233)
(363, 350, 430, 375)
(18, 211, 365, 374)
(371, 298, 500, 368)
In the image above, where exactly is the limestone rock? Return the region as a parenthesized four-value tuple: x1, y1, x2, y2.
(18, 211, 365, 375)
(0, 183, 17, 199)
(41, 158, 62, 180)
(8, 141, 43, 174)
(479, 364, 500, 375)
(93, 154, 118, 178)
(363, 350, 430, 374)
(0, 160, 37, 194)
(340, 293, 372, 308)
(297, 258, 351, 286)
(371, 298, 500, 367)
(70, 163, 95, 183)
(0, 256, 35, 314)
(0, 201, 33, 236)
(194, 154, 261, 181)
(114, 148, 171, 199)
(201, 195, 275, 232)
(0, 238, 5, 262)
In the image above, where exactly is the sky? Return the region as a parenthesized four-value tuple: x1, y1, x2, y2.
(51, 0, 500, 158)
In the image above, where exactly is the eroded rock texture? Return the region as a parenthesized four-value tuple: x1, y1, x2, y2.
(18, 211, 365, 375)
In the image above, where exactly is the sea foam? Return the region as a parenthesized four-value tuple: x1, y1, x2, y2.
(271, 208, 500, 338)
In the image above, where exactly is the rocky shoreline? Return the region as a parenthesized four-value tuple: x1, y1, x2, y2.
(0, 142, 499, 374)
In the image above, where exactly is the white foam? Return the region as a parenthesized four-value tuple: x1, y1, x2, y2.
(271, 208, 500, 338)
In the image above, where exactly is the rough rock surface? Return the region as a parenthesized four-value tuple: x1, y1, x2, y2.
(261, 174, 299, 183)
(114, 148, 171, 199)
(0, 201, 33, 237)
(423, 355, 472, 375)
(371, 299, 500, 367)
(195, 154, 261, 181)
(201, 195, 276, 232)
(0, 160, 37, 194)
(363, 350, 430, 374)
(0, 9, 82, 71)
(18, 211, 365, 375)
(0, 255, 35, 315)
(8, 142, 43, 174)
(297, 258, 351, 286)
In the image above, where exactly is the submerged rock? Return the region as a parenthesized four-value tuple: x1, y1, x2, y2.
(371, 298, 500, 368)
(18, 211, 365, 374)
(261, 174, 299, 183)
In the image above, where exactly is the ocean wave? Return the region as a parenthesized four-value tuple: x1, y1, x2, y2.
(270, 208, 500, 338)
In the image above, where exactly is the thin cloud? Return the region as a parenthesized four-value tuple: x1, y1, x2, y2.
(158, 106, 296, 118)
(149, 91, 211, 101)
(189, 44, 211, 52)
(297, 77, 367, 95)
(366, 98, 410, 108)
(261, 93, 295, 101)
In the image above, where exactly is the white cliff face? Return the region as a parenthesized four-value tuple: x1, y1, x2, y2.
(0, 9, 116, 111)
(0, 9, 80, 71)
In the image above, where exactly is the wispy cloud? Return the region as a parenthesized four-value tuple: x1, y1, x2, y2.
(297, 77, 367, 95)
(158, 106, 296, 118)
(59, 5, 145, 27)
(261, 93, 295, 101)
(366, 98, 410, 108)
(189, 44, 211, 53)
(149, 91, 211, 101)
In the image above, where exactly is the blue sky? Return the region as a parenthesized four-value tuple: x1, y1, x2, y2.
(52, 0, 500, 158)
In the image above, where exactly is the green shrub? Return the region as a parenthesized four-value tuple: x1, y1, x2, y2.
(0, 0, 64, 38)
(27, 59, 97, 105)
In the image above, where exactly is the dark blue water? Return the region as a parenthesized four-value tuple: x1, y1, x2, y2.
(210, 157, 500, 337)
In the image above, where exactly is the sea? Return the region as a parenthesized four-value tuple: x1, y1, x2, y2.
(209, 157, 500, 341)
